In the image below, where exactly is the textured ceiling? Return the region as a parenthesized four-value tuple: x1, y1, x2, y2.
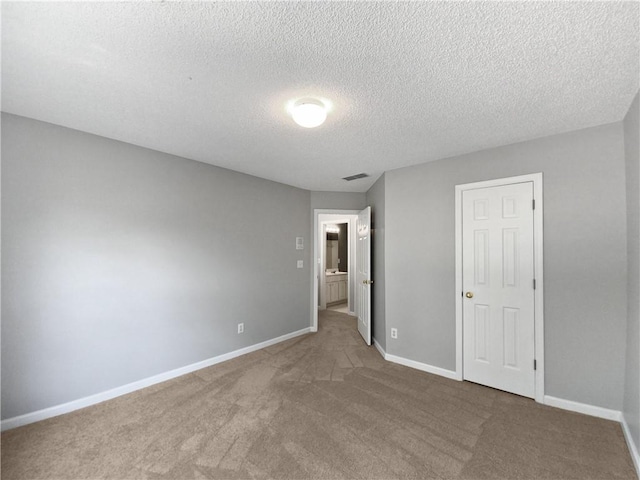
(2, 1, 638, 192)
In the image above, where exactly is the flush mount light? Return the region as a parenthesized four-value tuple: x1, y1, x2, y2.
(290, 98, 327, 128)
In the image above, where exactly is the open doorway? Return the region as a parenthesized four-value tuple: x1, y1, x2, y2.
(312, 210, 359, 332)
(324, 223, 349, 313)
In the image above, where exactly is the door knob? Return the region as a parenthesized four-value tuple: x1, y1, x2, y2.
(465, 292, 474, 298)
(363, 280, 374, 285)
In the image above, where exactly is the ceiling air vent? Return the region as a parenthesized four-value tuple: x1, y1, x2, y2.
(342, 173, 369, 181)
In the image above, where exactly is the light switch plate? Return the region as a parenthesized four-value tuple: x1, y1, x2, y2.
(296, 237, 304, 250)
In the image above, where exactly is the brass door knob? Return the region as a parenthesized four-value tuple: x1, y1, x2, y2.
(465, 292, 474, 298)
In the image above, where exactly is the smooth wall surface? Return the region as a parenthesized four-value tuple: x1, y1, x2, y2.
(624, 91, 640, 448)
(385, 123, 627, 410)
(1, 113, 311, 420)
(338, 223, 348, 273)
(310, 191, 367, 212)
(366, 174, 386, 351)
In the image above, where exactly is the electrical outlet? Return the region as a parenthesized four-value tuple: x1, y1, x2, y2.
(297, 260, 303, 268)
(391, 328, 398, 339)
(238, 323, 244, 334)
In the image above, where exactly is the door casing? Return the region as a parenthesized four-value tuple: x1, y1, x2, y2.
(454, 173, 545, 403)
(312, 209, 359, 332)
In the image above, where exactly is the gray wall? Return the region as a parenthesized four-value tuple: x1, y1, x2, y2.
(385, 122, 627, 410)
(338, 223, 348, 272)
(1, 113, 311, 420)
(310, 191, 367, 212)
(366, 174, 386, 351)
(624, 91, 640, 449)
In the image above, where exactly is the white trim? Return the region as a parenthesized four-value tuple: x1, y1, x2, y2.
(385, 353, 459, 381)
(454, 186, 464, 381)
(455, 173, 545, 402)
(543, 395, 622, 422)
(1, 327, 311, 432)
(312, 209, 360, 332)
(532, 175, 545, 403)
(621, 414, 640, 477)
(319, 223, 327, 309)
(373, 337, 457, 380)
(373, 337, 386, 358)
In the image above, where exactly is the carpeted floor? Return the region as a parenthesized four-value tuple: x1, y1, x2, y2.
(1, 309, 637, 479)
(327, 302, 349, 314)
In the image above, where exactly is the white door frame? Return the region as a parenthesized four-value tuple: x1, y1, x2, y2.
(312, 209, 359, 332)
(454, 173, 545, 403)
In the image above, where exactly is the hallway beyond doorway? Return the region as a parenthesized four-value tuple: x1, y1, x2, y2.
(327, 302, 349, 315)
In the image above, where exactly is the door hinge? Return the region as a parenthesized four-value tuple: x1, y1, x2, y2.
(534, 359, 537, 370)
(532, 199, 536, 210)
(533, 279, 536, 290)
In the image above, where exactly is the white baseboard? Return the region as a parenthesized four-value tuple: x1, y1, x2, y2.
(371, 339, 457, 381)
(543, 395, 622, 421)
(1, 327, 311, 432)
(373, 337, 386, 358)
(384, 352, 459, 381)
(621, 414, 640, 478)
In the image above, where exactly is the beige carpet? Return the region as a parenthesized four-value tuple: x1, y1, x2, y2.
(327, 303, 349, 314)
(2, 310, 636, 479)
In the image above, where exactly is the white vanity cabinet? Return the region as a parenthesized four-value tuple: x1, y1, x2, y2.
(326, 272, 348, 304)
(338, 279, 347, 300)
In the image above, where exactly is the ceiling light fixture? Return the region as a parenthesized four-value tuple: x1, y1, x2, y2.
(290, 98, 327, 128)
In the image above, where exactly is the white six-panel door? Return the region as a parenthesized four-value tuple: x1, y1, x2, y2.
(356, 207, 372, 345)
(462, 182, 535, 398)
